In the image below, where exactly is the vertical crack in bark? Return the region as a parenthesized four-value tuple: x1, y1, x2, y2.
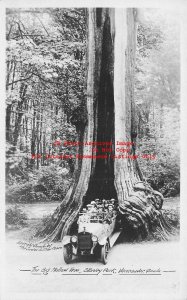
(84, 10, 116, 203)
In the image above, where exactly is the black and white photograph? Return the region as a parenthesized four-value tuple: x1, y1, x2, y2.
(1, 0, 187, 299)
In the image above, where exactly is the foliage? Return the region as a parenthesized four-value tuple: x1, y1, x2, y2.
(5, 8, 180, 203)
(135, 9, 180, 196)
(137, 22, 164, 58)
(6, 8, 86, 204)
(6, 8, 86, 172)
(137, 138, 180, 197)
(6, 165, 72, 203)
(6, 205, 28, 229)
(136, 107, 180, 197)
(33, 165, 72, 200)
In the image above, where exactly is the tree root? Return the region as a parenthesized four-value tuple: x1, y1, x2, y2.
(119, 182, 177, 241)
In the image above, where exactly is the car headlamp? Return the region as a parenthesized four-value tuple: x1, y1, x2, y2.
(92, 235, 98, 242)
(71, 236, 77, 243)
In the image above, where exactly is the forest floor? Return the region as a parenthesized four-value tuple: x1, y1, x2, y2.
(3, 197, 181, 299)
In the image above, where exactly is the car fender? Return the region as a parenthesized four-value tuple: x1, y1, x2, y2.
(62, 235, 71, 246)
(98, 237, 108, 246)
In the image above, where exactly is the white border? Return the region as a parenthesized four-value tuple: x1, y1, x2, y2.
(0, 0, 186, 8)
(0, 1, 187, 299)
(0, 2, 6, 300)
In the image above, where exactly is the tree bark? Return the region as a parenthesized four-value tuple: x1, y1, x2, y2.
(13, 83, 28, 148)
(6, 104, 12, 142)
(39, 8, 174, 242)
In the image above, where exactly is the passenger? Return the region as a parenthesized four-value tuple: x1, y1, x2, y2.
(95, 198, 100, 205)
(103, 209, 111, 224)
(98, 204, 104, 211)
(87, 204, 97, 222)
(87, 204, 93, 213)
(91, 201, 97, 210)
(111, 198, 116, 206)
(103, 208, 108, 215)
(86, 203, 100, 221)
(108, 205, 114, 218)
(104, 203, 109, 210)
(98, 206, 104, 221)
(102, 199, 106, 206)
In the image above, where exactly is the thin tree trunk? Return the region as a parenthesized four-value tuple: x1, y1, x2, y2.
(30, 100, 36, 168)
(6, 104, 12, 142)
(13, 84, 27, 148)
(25, 116, 29, 167)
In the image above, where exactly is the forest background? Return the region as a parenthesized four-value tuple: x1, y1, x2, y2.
(5, 8, 180, 226)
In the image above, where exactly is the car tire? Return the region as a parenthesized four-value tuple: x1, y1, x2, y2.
(101, 240, 109, 265)
(63, 244, 72, 264)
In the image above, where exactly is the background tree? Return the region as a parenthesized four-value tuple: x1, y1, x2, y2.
(135, 9, 180, 197)
(6, 8, 86, 202)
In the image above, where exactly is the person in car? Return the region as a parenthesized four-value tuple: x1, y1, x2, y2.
(108, 205, 114, 218)
(97, 205, 104, 221)
(103, 209, 111, 224)
(86, 204, 98, 222)
(95, 198, 100, 206)
(91, 201, 97, 210)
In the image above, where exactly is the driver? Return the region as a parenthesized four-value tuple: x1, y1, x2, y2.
(91, 201, 97, 211)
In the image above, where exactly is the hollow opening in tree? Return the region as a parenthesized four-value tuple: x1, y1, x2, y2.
(84, 14, 117, 205)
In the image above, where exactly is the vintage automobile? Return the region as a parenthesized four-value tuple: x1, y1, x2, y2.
(62, 208, 120, 264)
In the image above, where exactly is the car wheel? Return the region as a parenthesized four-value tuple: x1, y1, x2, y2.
(63, 244, 72, 264)
(101, 240, 109, 265)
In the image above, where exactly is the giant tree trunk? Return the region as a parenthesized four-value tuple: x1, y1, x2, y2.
(39, 8, 173, 242)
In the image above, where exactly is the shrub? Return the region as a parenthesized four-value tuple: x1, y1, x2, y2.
(6, 205, 28, 229)
(34, 166, 71, 199)
(6, 181, 34, 203)
(50, 193, 61, 201)
(6, 165, 72, 203)
(137, 133, 180, 197)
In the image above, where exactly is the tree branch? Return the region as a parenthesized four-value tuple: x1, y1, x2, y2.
(32, 12, 50, 36)
(7, 74, 33, 87)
